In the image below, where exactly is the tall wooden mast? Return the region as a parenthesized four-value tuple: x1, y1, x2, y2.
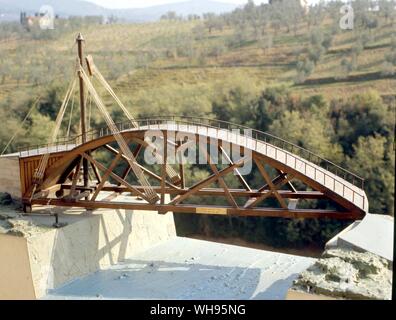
(76, 33, 89, 189)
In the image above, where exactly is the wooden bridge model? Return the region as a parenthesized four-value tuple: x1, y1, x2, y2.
(15, 34, 368, 220)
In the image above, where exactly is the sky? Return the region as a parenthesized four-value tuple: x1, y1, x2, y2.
(84, 0, 322, 9)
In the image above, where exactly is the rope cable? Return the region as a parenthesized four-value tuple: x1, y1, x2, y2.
(87, 92, 92, 132)
(1, 96, 41, 156)
(34, 73, 77, 184)
(80, 67, 158, 203)
(92, 63, 180, 183)
(67, 92, 75, 139)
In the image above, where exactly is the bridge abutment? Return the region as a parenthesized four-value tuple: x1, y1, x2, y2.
(0, 199, 176, 299)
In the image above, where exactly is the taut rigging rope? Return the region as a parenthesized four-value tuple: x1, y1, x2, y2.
(33, 74, 77, 184)
(90, 62, 180, 184)
(1, 96, 41, 156)
(80, 67, 159, 203)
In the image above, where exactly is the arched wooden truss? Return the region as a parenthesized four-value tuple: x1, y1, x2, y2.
(20, 117, 368, 220)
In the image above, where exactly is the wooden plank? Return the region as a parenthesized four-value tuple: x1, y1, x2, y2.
(90, 161, 102, 184)
(91, 151, 123, 201)
(32, 184, 62, 199)
(245, 175, 295, 209)
(161, 131, 168, 205)
(81, 153, 150, 203)
(61, 185, 325, 199)
(69, 159, 82, 198)
(200, 144, 238, 208)
(30, 198, 364, 220)
(254, 157, 288, 209)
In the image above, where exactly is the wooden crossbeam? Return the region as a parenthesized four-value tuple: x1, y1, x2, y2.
(244, 173, 294, 208)
(104, 144, 180, 190)
(118, 144, 143, 186)
(254, 157, 288, 209)
(81, 153, 151, 203)
(170, 156, 249, 205)
(177, 141, 186, 189)
(60, 184, 325, 199)
(161, 131, 168, 205)
(90, 161, 102, 184)
(91, 151, 123, 201)
(32, 184, 62, 199)
(30, 198, 364, 220)
(70, 159, 82, 198)
(200, 144, 238, 208)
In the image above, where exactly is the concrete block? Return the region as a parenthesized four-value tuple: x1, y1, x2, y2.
(0, 205, 177, 299)
(326, 214, 394, 261)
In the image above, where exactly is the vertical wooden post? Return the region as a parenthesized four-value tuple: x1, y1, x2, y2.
(161, 131, 168, 205)
(76, 33, 89, 190)
(178, 142, 185, 189)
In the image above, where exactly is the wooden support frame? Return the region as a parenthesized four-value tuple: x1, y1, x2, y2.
(81, 153, 151, 203)
(104, 143, 180, 190)
(254, 156, 288, 209)
(22, 126, 366, 221)
(170, 156, 249, 206)
(30, 197, 364, 220)
(60, 185, 325, 199)
(200, 143, 238, 208)
(117, 144, 143, 186)
(69, 158, 82, 198)
(90, 161, 102, 184)
(161, 131, 168, 205)
(91, 151, 123, 201)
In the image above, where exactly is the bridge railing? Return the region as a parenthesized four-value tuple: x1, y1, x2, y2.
(17, 116, 365, 193)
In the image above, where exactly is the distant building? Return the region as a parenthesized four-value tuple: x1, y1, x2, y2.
(20, 11, 59, 30)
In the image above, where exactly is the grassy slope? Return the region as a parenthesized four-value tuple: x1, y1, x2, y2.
(0, 19, 395, 120)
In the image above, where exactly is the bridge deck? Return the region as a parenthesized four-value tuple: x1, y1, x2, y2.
(17, 118, 368, 214)
(142, 123, 368, 213)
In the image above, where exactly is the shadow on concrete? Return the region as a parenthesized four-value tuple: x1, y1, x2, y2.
(252, 274, 298, 300)
(45, 258, 298, 300)
(45, 209, 136, 292)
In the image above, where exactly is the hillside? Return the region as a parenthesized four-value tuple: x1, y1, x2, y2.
(0, 0, 238, 22)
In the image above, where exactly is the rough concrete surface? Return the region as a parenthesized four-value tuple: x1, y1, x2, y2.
(327, 214, 394, 261)
(44, 237, 316, 300)
(291, 249, 393, 300)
